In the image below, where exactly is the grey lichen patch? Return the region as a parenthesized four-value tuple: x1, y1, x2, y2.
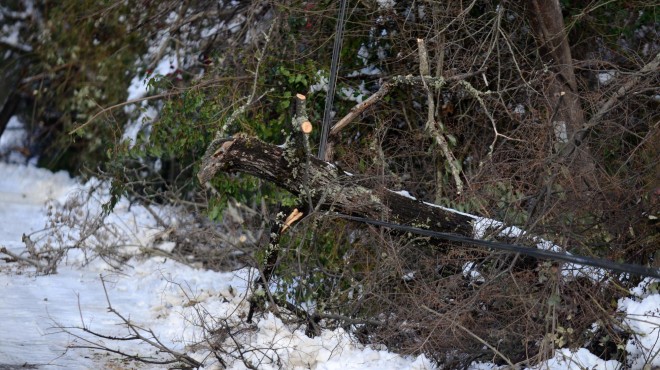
(298, 184, 317, 199)
(411, 220, 430, 229)
(368, 193, 382, 205)
(431, 76, 446, 90)
(457, 79, 491, 97)
(391, 75, 447, 90)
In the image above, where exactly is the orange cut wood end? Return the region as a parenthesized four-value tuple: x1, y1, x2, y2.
(301, 121, 313, 134)
(296, 93, 307, 100)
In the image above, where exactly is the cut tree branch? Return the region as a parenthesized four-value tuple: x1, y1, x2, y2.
(198, 136, 473, 236)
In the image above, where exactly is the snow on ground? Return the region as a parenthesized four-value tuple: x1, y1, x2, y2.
(0, 162, 658, 369)
(0, 163, 432, 369)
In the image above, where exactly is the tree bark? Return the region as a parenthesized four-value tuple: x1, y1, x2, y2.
(198, 136, 474, 236)
(526, 0, 597, 188)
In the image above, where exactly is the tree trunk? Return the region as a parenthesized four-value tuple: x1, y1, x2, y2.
(526, 0, 597, 189)
(197, 136, 474, 236)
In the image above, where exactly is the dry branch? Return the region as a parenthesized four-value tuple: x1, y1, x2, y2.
(572, 51, 660, 146)
(417, 38, 463, 194)
(329, 82, 393, 138)
(329, 69, 486, 141)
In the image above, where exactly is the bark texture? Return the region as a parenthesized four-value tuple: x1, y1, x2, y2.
(198, 136, 474, 236)
(526, 0, 597, 180)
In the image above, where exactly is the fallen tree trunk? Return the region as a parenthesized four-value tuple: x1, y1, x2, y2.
(197, 135, 474, 236)
(197, 135, 660, 277)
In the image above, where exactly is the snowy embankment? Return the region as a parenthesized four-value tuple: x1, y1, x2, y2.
(0, 162, 658, 369)
(0, 163, 432, 369)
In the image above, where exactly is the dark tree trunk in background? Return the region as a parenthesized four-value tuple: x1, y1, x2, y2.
(526, 0, 598, 191)
(0, 52, 23, 140)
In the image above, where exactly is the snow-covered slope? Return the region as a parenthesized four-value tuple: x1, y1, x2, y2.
(0, 163, 432, 369)
(0, 163, 658, 369)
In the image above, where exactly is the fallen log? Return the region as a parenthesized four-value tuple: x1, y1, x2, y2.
(197, 135, 474, 236)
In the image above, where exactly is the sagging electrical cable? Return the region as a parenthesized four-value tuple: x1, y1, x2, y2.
(318, 0, 349, 160)
(334, 214, 660, 279)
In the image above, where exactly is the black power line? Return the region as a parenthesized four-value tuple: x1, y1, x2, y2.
(318, 0, 349, 160)
(334, 214, 660, 279)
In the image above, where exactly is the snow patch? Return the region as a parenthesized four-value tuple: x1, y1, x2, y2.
(0, 162, 77, 205)
(376, 0, 396, 10)
(310, 70, 330, 94)
(0, 163, 435, 369)
(127, 57, 178, 101)
(619, 292, 660, 369)
(0, 116, 28, 163)
(598, 70, 617, 86)
(526, 348, 621, 369)
(393, 189, 416, 200)
(122, 104, 159, 145)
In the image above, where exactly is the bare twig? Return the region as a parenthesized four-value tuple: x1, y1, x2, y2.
(63, 276, 204, 368)
(572, 51, 660, 146)
(329, 82, 393, 138)
(68, 92, 172, 135)
(0, 245, 47, 271)
(329, 70, 486, 139)
(219, 21, 276, 137)
(418, 38, 463, 194)
(457, 80, 524, 160)
(422, 305, 515, 367)
(200, 21, 277, 172)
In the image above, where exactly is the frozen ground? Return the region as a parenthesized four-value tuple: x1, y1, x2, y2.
(0, 163, 432, 369)
(0, 162, 658, 369)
